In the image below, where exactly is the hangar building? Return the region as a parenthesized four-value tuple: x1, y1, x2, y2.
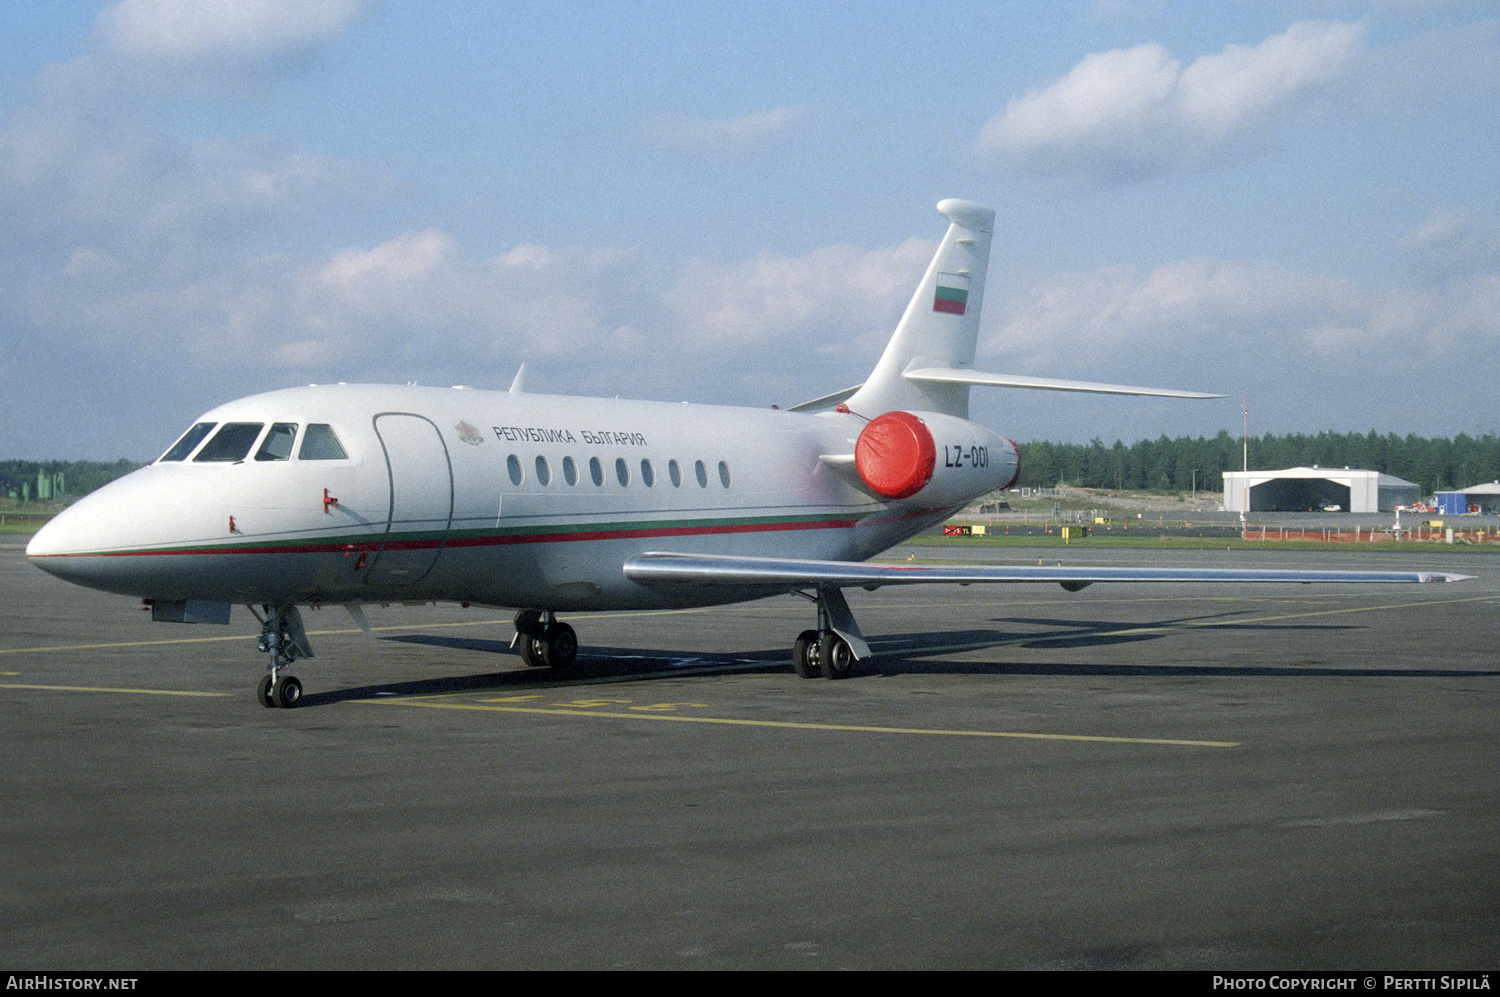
(1437, 482, 1500, 515)
(1222, 467, 1420, 514)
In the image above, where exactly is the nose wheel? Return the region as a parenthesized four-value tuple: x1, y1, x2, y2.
(256, 673, 303, 709)
(252, 604, 315, 709)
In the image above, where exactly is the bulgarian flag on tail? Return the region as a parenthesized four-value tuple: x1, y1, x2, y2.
(933, 272, 969, 315)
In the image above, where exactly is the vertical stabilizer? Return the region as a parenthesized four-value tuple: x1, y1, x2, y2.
(845, 199, 994, 419)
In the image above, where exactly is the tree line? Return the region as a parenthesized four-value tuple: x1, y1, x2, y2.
(6, 430, 1500, 502)
(1016, 431, 1500, 495)
(0, 459, 144, 502)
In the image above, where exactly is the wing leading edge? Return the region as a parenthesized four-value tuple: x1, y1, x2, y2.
(623, 552, 1472, 591)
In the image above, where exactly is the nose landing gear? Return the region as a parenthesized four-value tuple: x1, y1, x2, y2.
(251, 605, 315, 708)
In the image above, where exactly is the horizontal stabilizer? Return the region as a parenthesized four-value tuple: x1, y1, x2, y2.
(624, 552, 1471, 590)
(904, 367, 1223, 399)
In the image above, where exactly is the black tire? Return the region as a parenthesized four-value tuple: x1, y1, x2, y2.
(542, 622, 578, 669)
(792, 629, 819, 679)
(817, 633, 854, 680)
(272, 674, 303, 708)
(519, 636, 547, 667)
(256, 674, 275, 708)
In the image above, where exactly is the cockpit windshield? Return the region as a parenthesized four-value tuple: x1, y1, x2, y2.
(298, 424, 348, 460)
(194, 423, 265, 463)
(158, 422, 217, 462)
(254, 423, 298, 461)
(157, 419, 349, 464)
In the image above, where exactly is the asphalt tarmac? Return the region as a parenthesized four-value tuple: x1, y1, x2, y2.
(2, 538, 1496, 970)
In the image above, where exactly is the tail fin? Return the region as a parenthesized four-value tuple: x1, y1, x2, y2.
(845, 198, 994, 419)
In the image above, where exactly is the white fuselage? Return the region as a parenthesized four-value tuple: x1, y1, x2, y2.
(27, 383, 1012, 613)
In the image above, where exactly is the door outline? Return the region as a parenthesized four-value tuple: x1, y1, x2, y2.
(365, 412, 454, 586)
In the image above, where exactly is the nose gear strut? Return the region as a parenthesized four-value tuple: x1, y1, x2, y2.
(251, 604, 315, 708)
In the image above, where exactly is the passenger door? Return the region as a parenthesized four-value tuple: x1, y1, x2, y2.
(364, 413, 454, 587)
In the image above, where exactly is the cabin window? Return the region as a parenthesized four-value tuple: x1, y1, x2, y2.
(718, 461, 731, 488)
(589, 457, 604, 486)
(562, 456, 578, 486)
(194, 423, 264, 463)
(668, 459, 681, 487)
(534, 456, 551, 486)
(159, 422, 216, 462)
(254, 423, 298, 462)
(298, 424, 348, 460)
(507, 455, 524, 486)
(695, 460, 708, 488)
(615, 457, 630, 487)
(640, 459, 655, 487)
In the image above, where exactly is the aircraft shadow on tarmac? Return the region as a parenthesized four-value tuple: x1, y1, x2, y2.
(277, 614, 1497, 707)
(865, 619, 1500, 680)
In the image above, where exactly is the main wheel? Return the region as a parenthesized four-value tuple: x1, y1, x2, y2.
(519, 635, 548, 667)
(271, 674, 303, 708)
(541, 622, 578, 669)
(256, 674, 275, 708)
(817, 633, 854, 680)
(792, 629, 820, 679)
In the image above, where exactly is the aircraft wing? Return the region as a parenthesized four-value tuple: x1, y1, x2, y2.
(623, 552, 1472, 591)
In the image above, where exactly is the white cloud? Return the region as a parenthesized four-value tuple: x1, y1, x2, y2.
(663, 238, 933, 349)
(642, 107, 810, 154)
(98, 0, 368, 66)
(1402, 208, 1500, 279)
(978, 20, 1365, 182)
(321, 230, 455, 287)
(989, 254, 1498, 385)
(980, 43, 1179, 163)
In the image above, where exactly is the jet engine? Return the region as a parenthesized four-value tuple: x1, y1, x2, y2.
(853, 410, 1019, 506)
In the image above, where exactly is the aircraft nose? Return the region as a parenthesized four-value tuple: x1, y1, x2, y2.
(27, 499, 91, 560)
(26, 499, 114, 585)
(24, 469, 169, 595)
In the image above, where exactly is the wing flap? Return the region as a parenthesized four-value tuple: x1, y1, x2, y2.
(623, 552, 1471, 589)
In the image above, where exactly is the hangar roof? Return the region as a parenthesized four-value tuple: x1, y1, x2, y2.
(1227, 466, 1418, 487)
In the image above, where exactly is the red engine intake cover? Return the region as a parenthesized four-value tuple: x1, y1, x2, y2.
(855, 411, 936, 500)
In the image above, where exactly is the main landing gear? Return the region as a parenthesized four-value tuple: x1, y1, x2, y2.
(252, 604, 315, 708)
(513, 610, 578, 670)
(790, 587, 871, 680)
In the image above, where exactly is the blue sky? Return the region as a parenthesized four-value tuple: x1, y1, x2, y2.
(2, 1, 1498, 461)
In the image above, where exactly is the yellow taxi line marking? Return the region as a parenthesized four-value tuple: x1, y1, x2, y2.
(0, 682, 229, 698)
(360, 696, 1238, 747)
(0, 634, 258, 654)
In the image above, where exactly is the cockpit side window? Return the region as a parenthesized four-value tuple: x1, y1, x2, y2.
(298, 424, 348, 460)
(194, 423, 265, 463)
(255, 423, 298, 461)
(158, 422, 217, 462)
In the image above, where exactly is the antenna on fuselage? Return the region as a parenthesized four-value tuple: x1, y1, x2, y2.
(509, 363, 530, 394)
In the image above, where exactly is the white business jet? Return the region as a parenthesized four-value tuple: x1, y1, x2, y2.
(26, 200, 1469, 707)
